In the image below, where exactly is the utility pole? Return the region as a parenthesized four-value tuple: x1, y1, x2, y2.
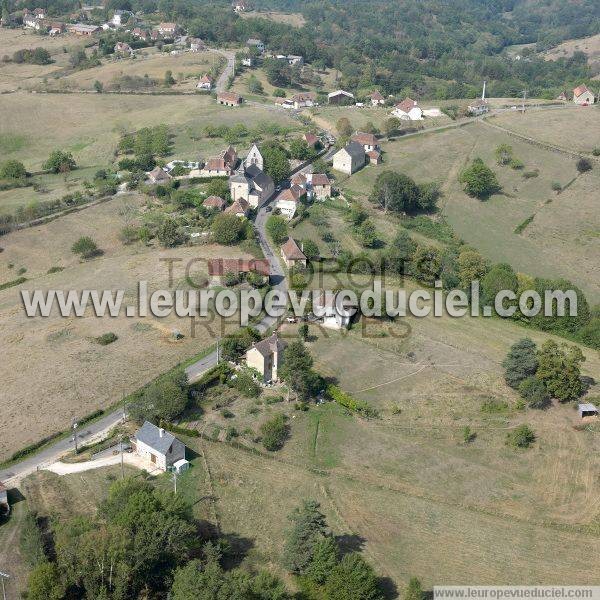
(71, 418, 79, 453)
(172, 471, 177, 494)
(216, 336, 221, 363)
(120, 435, 124, 480)
(521, 89, 528, 114)
(0, 571, 9, 600)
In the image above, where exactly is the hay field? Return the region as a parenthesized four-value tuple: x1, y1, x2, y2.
(339, 114, 600, 302)
(239, 10, 306, 27)
(0, 194, 247, 459)
(491, 106, 600, 153)
(0, 91, 299, 171)
(53, 47, 221, 92)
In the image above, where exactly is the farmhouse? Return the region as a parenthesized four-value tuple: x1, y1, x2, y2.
(247, 38, 265, 53)
(0, 481, 8, 515)
(303, 132, 319, 148)
(217, 91, 243, 106)
(244, 143, 264, 170)
(578, 403, 598, 418)
(275, 185, 305, 218)
(370, 90, 385, 106)
(308, 173, 332, 200)
(200, 146, 238, 176)
(351, 132, 380, 152)
(197, 74, 213, 90)
(147, 166, 172, 184)
(332, 141, 366, 175)
(573, 85, 594, 105)
(281, 237, 307, 268)
(467, 98, 490, 116)
(67, 23, 100, 35)
(114, 41, 133, 56)
(230, 163, 274, 208)
(245, 333, 286, 382)
(392, 97, 423, 120)
(208, 258, 270, 286)
(132, 421, 186, 472)
(313, 290, 355, 329)
(328, 89, 354, 105)
(158, 22, 179, 36)
(190, 38, 205, 52)
(224, 198, 250, 217)
(203, 195, 227, 211)
(277, 92, 317, 109)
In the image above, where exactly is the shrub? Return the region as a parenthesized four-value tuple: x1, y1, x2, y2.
(231, 370, 261, 398)
(506, 424, 535, 448)
(221, 408, 234, 419)
(71, 236, 101, 259)
(95, 332, 118, 346)
(518, 376, 550, 409)
(592, 148, 600, 157)
(459, 158, 500, 199)
(551, 181, 562, 191)
(43, 150, 76, 174)
(212, 213, 245, 245)
(0, 159, 26, 180)
(266, 215, 288, 244)
(502, 338, 538, 389)
(327, 385, 378, 417)
(260, 414, 288, 451)
(576, 157, 592, 173)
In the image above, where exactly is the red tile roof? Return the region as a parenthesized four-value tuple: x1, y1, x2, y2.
(218, 91, 242, 103)
(395, 97, 418, 113)
(311, 173, 330, 186)
(573, 84, 591, 97)
(304, 133, 318, 146)
(203, 195, 226, 210)
(281, 237, 306, 260)
(224, 198, 250, 215)
(352, 132, 378, 146)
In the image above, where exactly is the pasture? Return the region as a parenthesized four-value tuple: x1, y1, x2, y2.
(338, 112, 600, 302)
(0, 194, 247, 459)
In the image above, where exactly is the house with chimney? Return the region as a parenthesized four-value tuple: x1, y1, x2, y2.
(245, 333, 286, 382)
(132, 421, 186, 472)
(281, 237, 307, 268)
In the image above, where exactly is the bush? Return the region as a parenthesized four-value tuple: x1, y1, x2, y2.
(518, 376, 550, 409)
(576, 157, 592, 173)
(506, 424, 535, 448)
(592, 148, 600, 157)
(95, 332, 118, 346)
(459, 158, 500, 199)
(327, 385, 378, 417)
(231, 370, 261, 398)
(43, 150, 76, 174)
(71, 236, 101, 259)
(0, 159, 26, 180)
(260, 414, 288, 451)
(212, 213, 245, 245)
(266, 215, 288, 244)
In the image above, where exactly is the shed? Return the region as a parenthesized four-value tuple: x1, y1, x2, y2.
(173, 458, 190, 473)
(578, 403, 598, 418)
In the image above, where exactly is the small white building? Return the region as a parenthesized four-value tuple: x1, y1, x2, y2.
(197, 74, 213, 90)
(313, 291, 355, 329)
(132, 421, 186, 471)
(573, 84, 595, 106)
(392, 97, 423, 120)
(369, 91, 385, 106)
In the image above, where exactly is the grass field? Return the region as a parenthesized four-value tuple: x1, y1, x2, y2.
(239, 10, 306, 27)
(337, 111, 600, 302)
(0, 193, 249, 459)
(543, 33, 600, 72)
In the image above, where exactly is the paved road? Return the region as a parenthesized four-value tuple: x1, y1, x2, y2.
(210, 49, 236, 93)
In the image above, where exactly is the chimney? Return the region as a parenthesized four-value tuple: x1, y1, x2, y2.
(159, 428, 164, 438)
(482, 80, 486, 101)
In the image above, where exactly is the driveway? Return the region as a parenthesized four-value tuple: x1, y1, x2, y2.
(44, 452, 160, 476)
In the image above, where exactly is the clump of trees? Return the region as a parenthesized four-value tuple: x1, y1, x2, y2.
(279, 341, 322, 402)
(266, 214, 288, 244)
(11, 47, 52, 65)
(369, 171, 440, 214)
(261, 141, 290, 184)
(43, 150, 76, 174)
(459, 158, 500, 199)
(211, 213, 248, 245)
(260, 413, 289, 450)
(503, 338, 585, 407)
(128, 372, 189, 424)
(0, 159, 27, 181)
(283, 500, 383, 599)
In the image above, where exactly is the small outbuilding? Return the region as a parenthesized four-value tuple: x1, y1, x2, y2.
(132, 421, 186, 471)
(578, 403, 598, 419)
(173, 458, 190, 473)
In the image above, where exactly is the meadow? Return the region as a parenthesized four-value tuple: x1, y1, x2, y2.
(334, 110, 600, 302)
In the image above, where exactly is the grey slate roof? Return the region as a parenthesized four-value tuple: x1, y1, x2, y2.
(246, 164, 273, 189)
(343, 141, 365, 159)
(135, 421, 176, 455)
(230, 172, 250, 184)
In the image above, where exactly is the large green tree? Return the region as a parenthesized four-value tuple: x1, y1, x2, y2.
(536, 340, 585, 402)
(459, 158, 499, 199)
(502, 338, 539, 389)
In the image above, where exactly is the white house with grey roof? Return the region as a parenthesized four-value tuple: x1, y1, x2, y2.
(132, 421, 186, 471)
(332, 141, 366, 175)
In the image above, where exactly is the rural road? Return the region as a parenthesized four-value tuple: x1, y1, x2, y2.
(0, 175, 290, 486)
(211, 49, 236, 93)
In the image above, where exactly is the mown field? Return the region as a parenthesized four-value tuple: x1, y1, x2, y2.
(0, 193, 250, 459)
(336, 110, 600, 302)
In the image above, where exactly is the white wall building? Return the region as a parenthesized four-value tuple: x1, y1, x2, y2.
(132, 421, 186, 471)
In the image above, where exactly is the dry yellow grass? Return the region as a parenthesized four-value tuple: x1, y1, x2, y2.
(0, 194, 247, 459)
(543, 33, 600, 71)
(239, 10, 306, 27)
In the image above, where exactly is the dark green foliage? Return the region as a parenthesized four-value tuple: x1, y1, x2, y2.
(20, 511, 46, 567)
(71, 236, 101, 259)
(305, 536, 339, 585)
(412, 245, 442, 284)
(518, 376, 550, 409)
(502, 338, 539, 389)
(459, 158, 500, 199)
(577, 318, 600, 349)
(506, 424, 536, 448)
(301, 239, 319, 260)
(220, 328, 261, 362)
(481, 262, 518, 307)
(576, 157, 592, 173)
(279, 341, 321, 401)
(128, 373, 189, 423)
(404, 577, 424, 600)
(266, 215, 288, 244)
(354, 219, 379, 248)
(260, 414, 288, 451)
(0, 159, 26, 180)
(384, 229, 417, 275)
(43, 150, 76, 174)
(536, 340, 585, 402)
(298, 322, 309, 340)
(212, 213, 246, 245)
(12, 47, 52, 65)
(95, 332, 118, 346)
(323, 552, 383, 600)
(369, 171, 429, 214)
(27, 562, 66, 600)
(157, 217, 185, 247)
(261, 142, 290, 183)
(231, 370, 261, 398)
